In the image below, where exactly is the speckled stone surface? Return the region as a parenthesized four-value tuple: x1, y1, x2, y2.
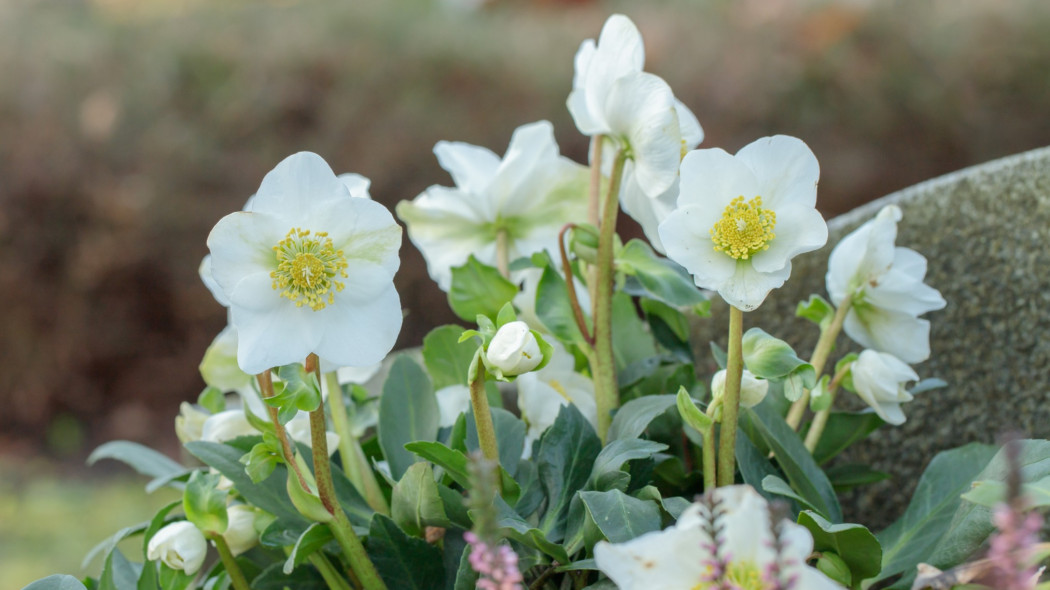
(695, 146, 1050, 528)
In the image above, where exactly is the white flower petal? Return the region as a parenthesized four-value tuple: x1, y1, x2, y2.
(307, 197, 402, 276)
(675, 99, 704, 149)
(251, 152, 350, 223)
(659, 206, 738, 285)
(677, 147, 761, 210)
(229, 272, 322, 374)
(206, 212, 287, 295)
(845, 306, 932, 363)
(314, 279, 402, 369)
(750, 202, 828, 273)
(491, 121, 559, 209)
(594, 525, 708, 590)
(735, 135, 820, 210)
(569, 14, 646, 137)
(338, 172, 372, 200)
(716, 260, 792, 311)
(199, 255, 229, 307)
(433, 141, 500, 196)
(605, 72, 680, 197)
(620, 168, 678, 253)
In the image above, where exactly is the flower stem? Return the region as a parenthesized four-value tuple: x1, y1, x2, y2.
(209, 533, 251, 590)
(324, 371, 389, 515)
(702, 418, 717, 491)
(496, 229, 510, 279)
(785, 293, 854, 430)
(588, 136, 604, 229)
(592, 149, 627, 442)
(309, 552, 356, 590)
(803, 363, 850, 452)
(256, 370, 312, 492)
(306, 355, 387, 590)
(716, 306, 744, 487)
(558, 223, 594, 347)
(468, 360, 500, 466)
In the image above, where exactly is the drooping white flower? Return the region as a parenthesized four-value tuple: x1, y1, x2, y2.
(486, 321, 543, 377)
(206, 152, 403, 374)
(201, 409, 256, 443)
(594, 485, 844, 590)
(435, 384, 472, 428)
(222, 504, 259, 557)
(175, 402, 209, 444)
(659, 136, 828, 311)
(567, 14, 688, 198)
(618, 100, 704, 253)
(517, 341, 596, 455)
(397, 121, 587, 291)
(199, 325, 252, 393)
(147, 521, 207, 575)
(711, 368, 769, 408)
(826, 205, 946, 363)
(850, 349, 919, 425)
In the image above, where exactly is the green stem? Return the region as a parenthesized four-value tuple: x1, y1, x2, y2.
(468, 360, 500, 465)
(309, 552, 356, 590)
(785, 292, 855, 430)
(702, 420, 717, 491)
(324, 371, 389, 515)
(804, 363, 850, 452)
(558, 223, 594, 347)
(588, 135, 603, 229)
(257, 371, 312, 492)
(592, 149, 628, 442)
(496, 229, 510, 279)
(306, 356, 387, 590)
(210, 533, 251, 590)
(716, 306, 744, 487)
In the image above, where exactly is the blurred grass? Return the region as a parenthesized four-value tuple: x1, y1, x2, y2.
(0, 459, 180, 589)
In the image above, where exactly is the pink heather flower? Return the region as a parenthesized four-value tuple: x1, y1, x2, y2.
(986, 502, 1044, 590)
(465, 531, 524, 590)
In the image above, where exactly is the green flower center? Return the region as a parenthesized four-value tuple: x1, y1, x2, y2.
(270, 227, 348, 311)
(710, 196, 776, 260)
(694, 561, 767, 590)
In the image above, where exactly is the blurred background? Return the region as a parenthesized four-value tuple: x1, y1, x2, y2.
(1, 0, 1048, 585)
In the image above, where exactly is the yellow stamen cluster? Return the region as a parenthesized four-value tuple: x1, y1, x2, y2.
(693, 561, 766, 589)
(710, 196, 776, 260)
(271, 228, 348, 311)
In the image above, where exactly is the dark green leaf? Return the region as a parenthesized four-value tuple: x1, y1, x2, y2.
(494, 497, 570, 564)
(762, 475, 822, 514)
(825, 463, 891, 492)
(448, 255, 518, 323)
(422, 325, 476, 389)
(811, 411, 885, 465)
(466, 407, 526, 478)
(735, 434, 784, 506)
(365, 514, 445, 590)
(588, 439, 668, 491)
(607, 394, 677, 441)
(617, 239, 707, 308)
(22, 575, 89, 590)
(536, 263, 587, 344)
(579, 490, 662, 543)
(87, 441, 184, 483)
(252, 561, 328, 590)
(798, 511, 882, 583)
(379, 356, 439, 479)
(282, 523, 333, 574)
(535, 404, 602, 541)
(611, 291, 657, 370)
(182, 470, 228, 534)
(392, 462, 450, 537)
(99, 549, 139, 590)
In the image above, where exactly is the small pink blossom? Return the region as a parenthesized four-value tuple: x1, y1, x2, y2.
(464, 531, 524, 590)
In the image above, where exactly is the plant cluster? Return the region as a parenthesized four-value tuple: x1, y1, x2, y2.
(27, 13, 1049, 590)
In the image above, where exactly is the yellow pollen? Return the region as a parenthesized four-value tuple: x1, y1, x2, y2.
(270, 227, 349, 311)
(710, 195, 776, 260)
(548, 379, 573, 403)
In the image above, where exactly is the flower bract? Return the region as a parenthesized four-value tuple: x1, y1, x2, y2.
(206, 152, 402, 375)
(658, 135, 828, 311)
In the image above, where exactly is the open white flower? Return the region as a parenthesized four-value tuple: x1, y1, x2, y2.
(568, 14, 688, 198)
(397, 120, 588, 291)
(147, 521, 207, 576)
(595, 485, 844, 589)
(201, 409, 256, 443)
(206, 152, 402, 374)
(659, 136, 828, 311)
(826, 205, 946, 363)
(850, 349, 919, 425)
(517, 341, 597, 455)
(711, 368, 769, 408)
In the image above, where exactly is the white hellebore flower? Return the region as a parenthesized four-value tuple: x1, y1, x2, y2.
(147, 521, 207, 576)
(286, 411, 340, 456)
(397, 120, 588, 291)
(826, 204, 946, 363)
(517, 342, 597, 455)
(568, 14, 689, 198)
(659, 136, 828, 311)
(850, 349, 919, 425)
(206, 152, 402, 375)
(595, 485, 844, 590)
(436, 384, 472, 429)
(486, 321, 543, 377)
(223, 504, 260, 557)
(201, 409, 256, 443)
(711, 368, 769, 408)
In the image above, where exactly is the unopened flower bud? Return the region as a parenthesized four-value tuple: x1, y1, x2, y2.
(486, 321, 543, 377)
(201, 409, 255, 443)
(147, 521, 207, 575)
(711, 369, 769, 408)
(223, 505, 259, 556)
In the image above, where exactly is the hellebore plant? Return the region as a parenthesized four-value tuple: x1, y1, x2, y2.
(32, 11, 1050, 590)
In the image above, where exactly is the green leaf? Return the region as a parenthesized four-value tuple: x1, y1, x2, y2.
(735, 432, 784, 506)
(379, 356, 439, 479)
(873, 442, 998, 587)
(282, 523, 333, 574)
(241, 440, 281, 483)
(588, 439, 668, 491)
(811, 411, 885, 465)
(391, 462, 449, 537)
(448, 255, 518, 323)
(640, 298, 692, 356)
(798, 511, 882, 583)
(140, 501, 183, 565)
(99, 549, 139, 590)
(742, 401, 842, 522)
(197, 386, 226, 414)
(741, 328, 816, 388)
(466, 407, 526, 477)
(494, 497, 570, 564)
(365, 514, 445, 590)
(536, 262, 587, 344)
(535, 404, 602, 541)
(252, 561, 328, 590)
(611, 291, 658, 370)
(404, 440, 520, 506)
(675, 387, 713, 435)
(265, 364, 322, 415)
(607, 394, 677, 441)
(796, 294, 834, 328)
(422, 325, 477, 389)
(22, 576, 89, 590)
(762, 475, 823, 514)
(961, 474, 1050, 508)
(182, 470, 228, 534)
(825, 463, 891, 492)
(617, 239, 707, 308)
(451, 537, 480, 590)
(87, 441, 185, 483)
(81, 520, 151, 571)
(579, 490, 662, 543)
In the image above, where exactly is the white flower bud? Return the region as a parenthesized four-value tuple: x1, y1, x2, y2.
(147, 521, 207, 575)
(486, 321, 543, 377)
(222, 505, 259, 556)
(850, 350, 918, 425)
(711, 369, 769, 408)
(200, 409, 255, 443)
(175, 402, 209, 444)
